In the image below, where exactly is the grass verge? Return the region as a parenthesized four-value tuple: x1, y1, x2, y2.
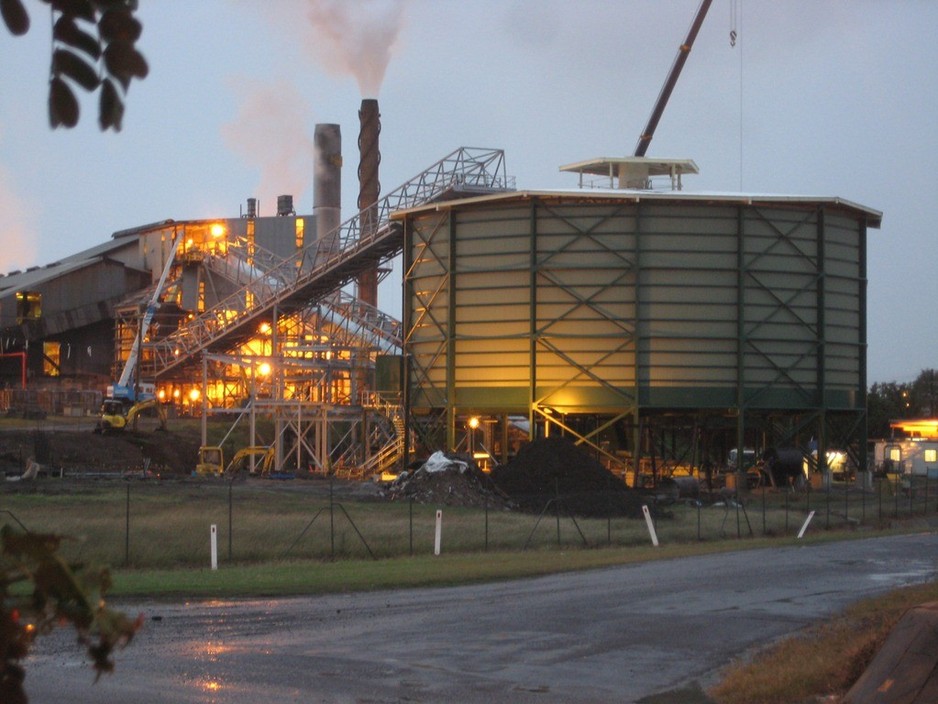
(110, 540, 768, 599)
(708, 579, 938, 704)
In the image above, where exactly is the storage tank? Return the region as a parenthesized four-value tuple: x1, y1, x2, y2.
(398, 159, 881, 465)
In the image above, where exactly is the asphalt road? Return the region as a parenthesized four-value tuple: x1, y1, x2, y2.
(25, 532, 938, 704)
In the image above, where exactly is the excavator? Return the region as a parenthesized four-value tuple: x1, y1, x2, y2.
(94, 396, 167, 433)
(195, 445, 275, 477)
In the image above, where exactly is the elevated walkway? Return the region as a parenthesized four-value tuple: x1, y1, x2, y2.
(142, 147, 510, 378)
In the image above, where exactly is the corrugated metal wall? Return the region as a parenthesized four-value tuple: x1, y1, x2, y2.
(404, 195, 866, 418)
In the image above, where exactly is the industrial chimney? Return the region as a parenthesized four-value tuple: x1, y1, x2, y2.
(313, 123, 342, 247)
(357, 99, 380, 309)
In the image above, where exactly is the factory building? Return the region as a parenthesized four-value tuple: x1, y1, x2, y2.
(0, 107, 881, 483)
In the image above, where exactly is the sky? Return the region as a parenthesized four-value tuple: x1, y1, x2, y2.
(1, 0, 936, 385)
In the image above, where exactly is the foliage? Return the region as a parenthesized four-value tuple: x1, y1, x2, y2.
(867, 368, 938, 437)
(1, 0, 147, 130)
(0, 524, 141, 704)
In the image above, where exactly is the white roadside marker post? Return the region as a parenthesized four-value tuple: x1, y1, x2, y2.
(797, 510, 816, 539)
(210, 524, 218, 570)
(434, 509, 443, 556)
(642, 505, 659, 547)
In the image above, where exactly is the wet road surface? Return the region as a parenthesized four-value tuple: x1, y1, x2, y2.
(25, 532, 938, 703)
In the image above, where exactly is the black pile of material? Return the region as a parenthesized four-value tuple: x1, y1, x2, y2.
(491, 437, 644, 518)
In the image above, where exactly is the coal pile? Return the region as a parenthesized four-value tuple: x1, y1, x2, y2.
(383, 451, 511, 509)
(491, 437, 644, 518)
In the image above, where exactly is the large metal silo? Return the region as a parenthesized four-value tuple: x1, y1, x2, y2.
(400, 188, 881, 478)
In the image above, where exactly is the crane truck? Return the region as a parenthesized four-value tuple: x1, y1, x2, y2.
(95, 228, 184, 433)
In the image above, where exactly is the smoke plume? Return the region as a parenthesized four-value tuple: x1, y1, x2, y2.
(0, 164, 37, 272)
(304, 0, 406, 97)
(221, 78, 316, 209)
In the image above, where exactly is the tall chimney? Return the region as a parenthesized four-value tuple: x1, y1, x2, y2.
(313, 123, 342, 247)
(357, 99, 380, 309)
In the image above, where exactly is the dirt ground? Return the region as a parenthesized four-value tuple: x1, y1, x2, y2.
(0, 418, 202, 478)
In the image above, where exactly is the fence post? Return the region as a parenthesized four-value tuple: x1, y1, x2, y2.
(761, 485, 766, 535)
(784, 490, 789, 533)
(124, 484, 130, 567)
(878, 477, 882, 520)
(697, 499, 701, 542)
(484, 500, 489, 552)
(895, 474, 899, 518)
(228, 481, 233, 561)
(924, 474, 929, 517)
(844, 480, 849, 524)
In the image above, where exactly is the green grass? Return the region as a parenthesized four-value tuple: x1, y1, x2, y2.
(1, 477, 933, 571)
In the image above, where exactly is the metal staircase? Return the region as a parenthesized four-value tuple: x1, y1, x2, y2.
(142, 147, 510, 378)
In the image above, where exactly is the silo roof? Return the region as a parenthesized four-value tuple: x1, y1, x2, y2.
(391, 188, 882, 229)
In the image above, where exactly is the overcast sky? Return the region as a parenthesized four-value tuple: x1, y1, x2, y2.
(1, 0, 936, 385)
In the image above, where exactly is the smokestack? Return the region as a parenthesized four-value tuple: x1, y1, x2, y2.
(314, 123, 342, 246)
(357, 99, 380, 308)
(276, 194, 295, 216)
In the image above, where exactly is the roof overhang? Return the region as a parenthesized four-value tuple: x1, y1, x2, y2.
(390, 189, 883, 229)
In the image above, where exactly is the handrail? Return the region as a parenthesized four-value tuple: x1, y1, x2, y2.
(143, 147, 509, 377)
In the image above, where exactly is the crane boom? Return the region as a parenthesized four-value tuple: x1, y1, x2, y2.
(109, 228, 184, 401)
(634, 0, 712, 157)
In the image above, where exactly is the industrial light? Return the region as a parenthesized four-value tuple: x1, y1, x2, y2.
(258, 322, 271, 335)
(189, 389, 201, 402)
(258, 362, 271, 377)
(210, 223, 226, 238)
(468, 416, 480, 430)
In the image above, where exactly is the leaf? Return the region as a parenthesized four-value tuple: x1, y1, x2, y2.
(98, 78, 123, 131)
(50, 0, 95, 23)
(103, 40, 148, 88)
(53, 15, 101, 60)
(49, 76, 80, 128)
(0, 0, 29, 36)
(53, 48, 100, 92)
(98, 7, 141, 43)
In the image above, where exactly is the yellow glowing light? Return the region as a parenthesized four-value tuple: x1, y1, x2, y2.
(173, 389, 181, 399)
(258, 322, 271, 335)
(468, 416, 480, 430)
(189, 389, 201, 402)
(157, 389, 166, 400)
(891, 418, 938, 439)
(210, 223, 226, 238)
(258, 362, 271, 377)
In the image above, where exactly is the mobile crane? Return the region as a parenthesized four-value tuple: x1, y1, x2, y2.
(96, 226, 184, 433)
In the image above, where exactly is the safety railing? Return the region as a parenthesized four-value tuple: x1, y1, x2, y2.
(143, 147, 509, 377)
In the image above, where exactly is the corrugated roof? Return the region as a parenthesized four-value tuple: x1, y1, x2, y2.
(0, 236, 138, 297)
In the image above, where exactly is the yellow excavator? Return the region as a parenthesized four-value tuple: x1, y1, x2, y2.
(94, 396, 167, 434)
(195, 445, 275, 477)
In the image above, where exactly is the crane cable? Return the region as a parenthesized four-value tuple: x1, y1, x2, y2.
(730, 0, 743, 190)
(730, 0, 738, 47)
